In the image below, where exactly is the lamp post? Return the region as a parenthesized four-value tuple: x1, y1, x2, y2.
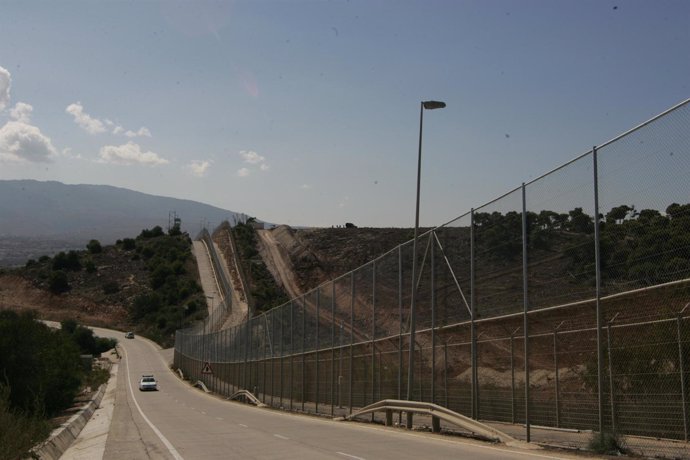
(406, 100, 445, 428)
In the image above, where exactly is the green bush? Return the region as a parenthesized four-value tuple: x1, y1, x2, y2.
(84, 259, 97, 273)
(588, 432, 625, 455)
(121, 238, 136, 250)
(102, 281, 119, 294)
(52, 250, 81, 271)
(0, 310, 82, 416)
(0, 385, 50, 460)
(49, 270, 70, 294)
(86, 239, 102, 254)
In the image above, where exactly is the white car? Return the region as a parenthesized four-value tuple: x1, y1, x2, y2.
(139, 375, 158, 391)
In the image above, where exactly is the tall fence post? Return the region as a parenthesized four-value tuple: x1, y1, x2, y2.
(280, 305, 284, 407)
(607, 315, 618, 435)
(349, 272, 355, 414)
(262, 318, 267, 403)
(676, 310, 690, 441)
(398, 245, 404, 425)
(371, 261, 376, 416)
(331, 282, 336, 417)
(339, 322, 344, 409)
(271, 312, 276, 407)
(521, 183, 531, 442)
(677, 307, 689, 441)
(511, 328, 518, 424)
(302, 295, 306, 412)
(444, 342, 449, 408)
(290, 300, 294, 411)
(470, 208, 477, 420)
(431, 233, 436, 404)
(593, 145, 605, 440)
(244, 318, 250, 390)
(553, 324, 562, 428)
(316, 290, 320, 414)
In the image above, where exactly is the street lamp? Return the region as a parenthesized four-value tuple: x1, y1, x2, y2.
(407, 100, 445, 426)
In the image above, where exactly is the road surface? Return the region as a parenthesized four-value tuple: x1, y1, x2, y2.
(82, 327, 592, 460)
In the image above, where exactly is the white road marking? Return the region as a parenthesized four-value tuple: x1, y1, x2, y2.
(201, 411, 207, 415)
(122, 346, 184, 460)
(337, 452, 365, 460)
(239, 423, 248, 428)
(216, 417, 223, 421)
(274, 434, 289, 440)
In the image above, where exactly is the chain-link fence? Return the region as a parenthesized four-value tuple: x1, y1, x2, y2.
(175, 98, 690, 458)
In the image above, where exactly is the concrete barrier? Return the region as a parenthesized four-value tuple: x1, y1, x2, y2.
(32, 383, 107, 460)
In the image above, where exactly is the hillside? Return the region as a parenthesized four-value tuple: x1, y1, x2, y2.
(0, 227, 206, 347)
(0, 180, 252, 267)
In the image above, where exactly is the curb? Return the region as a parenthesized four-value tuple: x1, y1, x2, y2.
(32, 383, 107, 460)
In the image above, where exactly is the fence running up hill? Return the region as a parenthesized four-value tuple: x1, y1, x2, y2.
(175, 99, 690, 458)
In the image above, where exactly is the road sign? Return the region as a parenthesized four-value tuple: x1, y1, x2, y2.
(202, 362, 213, 374)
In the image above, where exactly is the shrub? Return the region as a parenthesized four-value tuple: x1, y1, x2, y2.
(139, 226, 165, 239)
(102, 281, 119, 295)
(49, 270, 70, 294)
(0, 310, 82, 416)
(86, 239, 102, 254)
(84, 259, 97, 273)
(52, 251, 81, 271)
(121, 238, 136, 250)
(0, 385, 50, 460)
(588, 432, 625, 455)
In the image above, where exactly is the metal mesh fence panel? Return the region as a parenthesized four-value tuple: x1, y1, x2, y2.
(525, 154, 597, 310)
(172, 99, 690, 458)
(598, 101, 690, 296)
(473, 190, 524, 319)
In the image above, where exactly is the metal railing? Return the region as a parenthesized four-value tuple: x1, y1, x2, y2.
(345, 399, 519, 444)
(198, 229, 234, 332)
(175, 98, 690, 458)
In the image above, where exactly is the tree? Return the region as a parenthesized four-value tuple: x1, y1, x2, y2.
(0, 310, 82, 416)
(52, 251, 81, 271)
(86, 239, 102, 254)
(606, 205, 636, 224)
(49, 270, 70, 294)
(567, 207, 594, 234)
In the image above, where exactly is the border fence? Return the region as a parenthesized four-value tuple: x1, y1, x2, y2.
(175, 98, 690, 458)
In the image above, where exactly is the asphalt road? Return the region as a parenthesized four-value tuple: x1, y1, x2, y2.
(93, 327, 590, 460)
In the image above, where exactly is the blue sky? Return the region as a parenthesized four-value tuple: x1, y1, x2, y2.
(0, 0, 688, 228)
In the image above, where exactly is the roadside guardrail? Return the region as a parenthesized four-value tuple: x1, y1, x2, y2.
(229, 389, 266, 407)
(342, 399, 523, 445)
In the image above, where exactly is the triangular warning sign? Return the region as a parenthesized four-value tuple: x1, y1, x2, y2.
(201, 362, 213, 374)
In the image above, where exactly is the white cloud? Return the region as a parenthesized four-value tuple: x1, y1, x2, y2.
(62, 147, 82, 160)
(65, 102, 151, 138)
(9, 102, 33, 123)
(99, 142, 168, 166)
(188, 160, 210, 177)
(125, 127, 152, 138)
(0, 120, 58, 163)
(240, 150, 265, 164)
(238, 149, 269, 174)
(0, 66, 10, 111)
(66, 102, 106, 134)
(339, 196, 350, 208)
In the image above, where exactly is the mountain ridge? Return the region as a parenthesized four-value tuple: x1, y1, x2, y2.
(0, 179, 252, 266)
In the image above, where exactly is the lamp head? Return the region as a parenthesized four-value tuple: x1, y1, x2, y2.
(422, 100, 446, 110)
